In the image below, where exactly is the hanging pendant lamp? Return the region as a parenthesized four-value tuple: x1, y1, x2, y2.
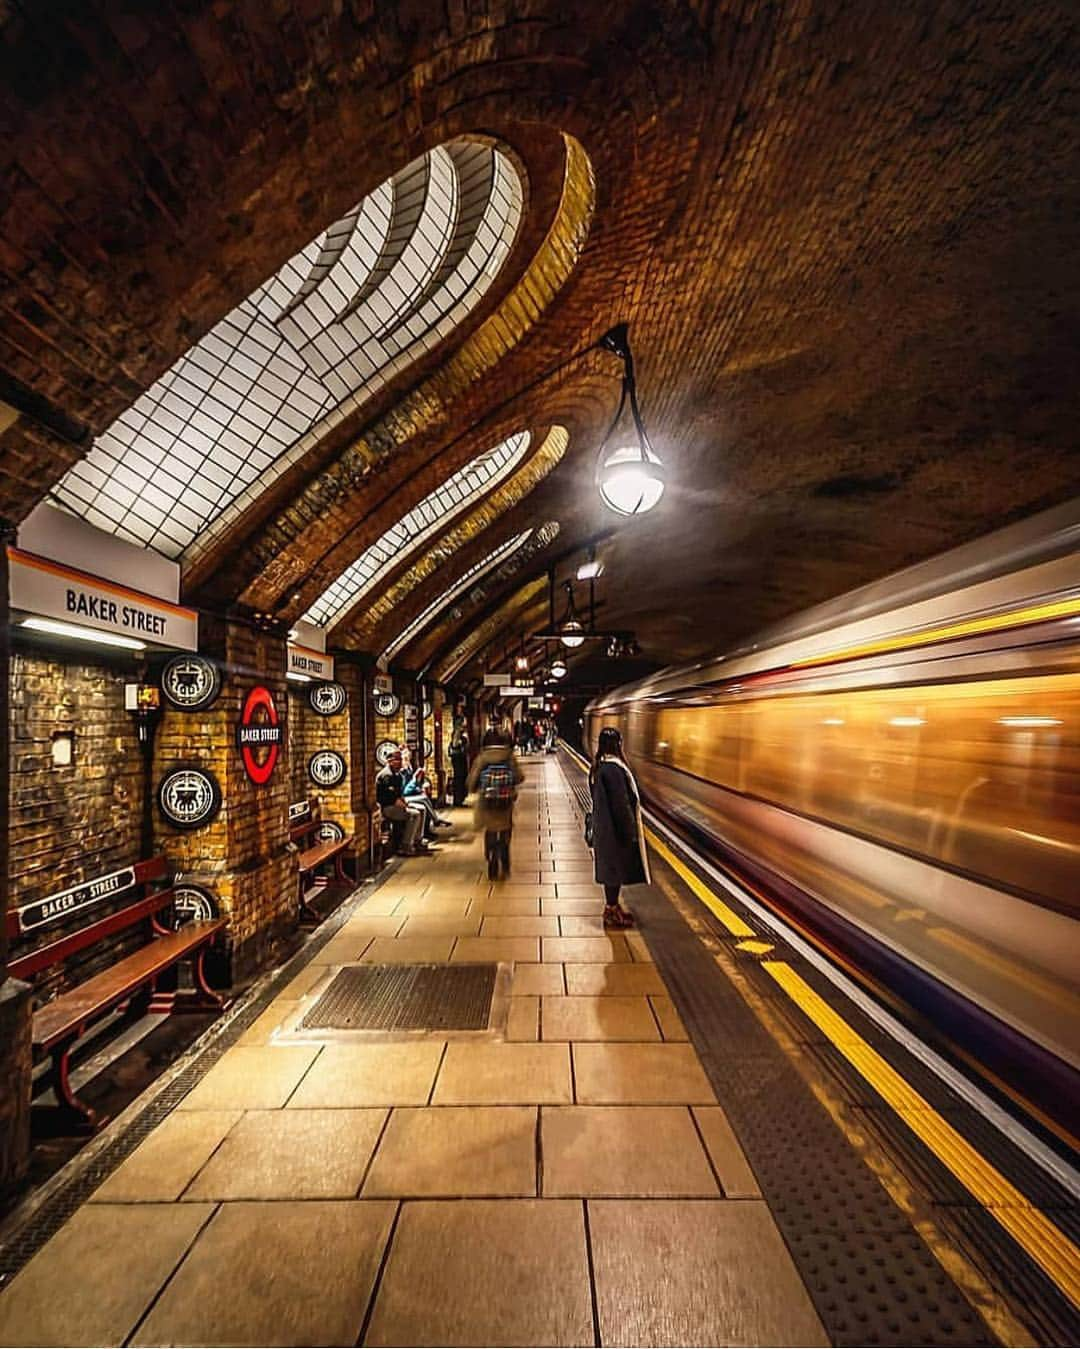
(595, 324, 666, 516)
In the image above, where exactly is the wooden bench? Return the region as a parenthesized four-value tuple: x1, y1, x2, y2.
(7, 857, 224, 1131)
(290, 801, 355, 925)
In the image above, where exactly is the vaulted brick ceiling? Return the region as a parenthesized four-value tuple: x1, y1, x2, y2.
(2, 1, 1078, 686)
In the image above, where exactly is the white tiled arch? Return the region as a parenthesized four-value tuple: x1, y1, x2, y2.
(50, 140, 523, 563)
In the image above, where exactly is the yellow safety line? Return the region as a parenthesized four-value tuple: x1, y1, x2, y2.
(646, 830, 755, 937)
(763, 959, 1080, 1310)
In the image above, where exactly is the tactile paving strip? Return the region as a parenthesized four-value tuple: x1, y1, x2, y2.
(300, 963, 497, 1032)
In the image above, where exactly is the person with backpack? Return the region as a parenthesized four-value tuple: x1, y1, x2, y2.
(467, 728, 524, 880)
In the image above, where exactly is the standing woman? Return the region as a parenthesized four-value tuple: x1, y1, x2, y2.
(589, 727, 649, 929)
(449, 715, 470, 808)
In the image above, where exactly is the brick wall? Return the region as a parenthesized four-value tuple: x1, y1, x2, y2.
(286, 683, 354, 839)
(154, 620, 296, 981)
(8, 651, 149, 1001)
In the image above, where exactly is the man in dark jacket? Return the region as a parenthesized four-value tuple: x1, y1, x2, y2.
(376, 750, 424, 854)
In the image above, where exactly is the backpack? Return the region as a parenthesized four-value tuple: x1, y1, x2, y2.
(479, 760, 515, 805)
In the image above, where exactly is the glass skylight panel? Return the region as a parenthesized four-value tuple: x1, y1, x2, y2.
(383, 530, 533, 662)
(302, 431, 531, 630)
(49, 142, 523, 561)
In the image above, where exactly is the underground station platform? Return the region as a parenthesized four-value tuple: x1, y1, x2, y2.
(0, 751, 1075, 1348)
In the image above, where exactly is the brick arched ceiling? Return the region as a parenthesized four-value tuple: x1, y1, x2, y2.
(2, 2, 1078, 675)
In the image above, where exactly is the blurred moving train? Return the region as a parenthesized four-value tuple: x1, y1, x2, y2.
(586, 501, 1080, 1128)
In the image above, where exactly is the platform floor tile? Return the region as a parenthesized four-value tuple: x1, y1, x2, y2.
(506, 995, 540, 1040)
(589, 1199, 828, 1347)
(564, 962, 666, 996)
(359, 935, 455, 964)
(287, 1043, 445, 1109)
(542, 1106, 720, 1198)
(183, 1108, 387, 1200)
(0, 1203, 213, 1348)
(90, 1110, 241, 1203)
(478, 914, 559, 937)
(132, 1201, 395, 1347)
(650, 993, 689, 1041)
(176, 1045, 320, 1111)
(363, 1106, 537, 1197)
(542, 995, 662, 1042)
(511, 962, 566, 995)
(692, 1106, 762, 1198)
(573, 1043, 717, 1105)
(365, 1199, 593, 1347)
(432, 1042, 572, 1105)
(542, 936, 633, 964)
(450, 935, 540, 963)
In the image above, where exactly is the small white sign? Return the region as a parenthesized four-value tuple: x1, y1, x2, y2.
(9, 547, 198, 651)
(287, 643, 334, 680)
(500, 686, 536, 696)
(373, 672, 393, 694)
(483, 672, 511, 687)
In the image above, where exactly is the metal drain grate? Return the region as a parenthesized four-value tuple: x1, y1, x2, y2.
(301, 963, 497, 1032)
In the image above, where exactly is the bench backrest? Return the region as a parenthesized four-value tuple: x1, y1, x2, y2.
(7, 858, 174, 983)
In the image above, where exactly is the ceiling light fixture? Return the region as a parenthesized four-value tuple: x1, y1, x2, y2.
(558, 582, 587, 648)
(21, 618, 147, 651)
(595, 324, 666, 516)
(550, 656, 568, 679)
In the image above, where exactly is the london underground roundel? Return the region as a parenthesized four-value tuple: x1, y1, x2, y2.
(173, 884, 218, 927)
(157, 765, 222, 830)
(318, 821, 346, 843)
(309, 749, 346, 788)
(236, 686, 282, 785)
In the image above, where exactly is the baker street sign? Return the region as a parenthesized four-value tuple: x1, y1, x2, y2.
(15, 866, 137, 934)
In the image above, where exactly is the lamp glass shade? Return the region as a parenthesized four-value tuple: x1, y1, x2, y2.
(598, 444, 665, 516)
(550, 659, 567, 678)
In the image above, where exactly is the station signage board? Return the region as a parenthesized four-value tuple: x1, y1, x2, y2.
(287, 642, 334, 680)
(500, 686, 537, 696)
(14, 865, 137, 935)
(8, 547, 198, 651)
(373, 672, 393, 694)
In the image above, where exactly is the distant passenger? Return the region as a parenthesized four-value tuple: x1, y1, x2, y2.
(376, 750, 425, 856)
(588, 726, 648, 929)
(468, 728, 524, 881)
(449, 716, 470, 807)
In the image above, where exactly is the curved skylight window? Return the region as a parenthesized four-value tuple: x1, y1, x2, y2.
(50, 140, 523, 559)
(383, 530, 533, 662)
(303, 431, 531, 629)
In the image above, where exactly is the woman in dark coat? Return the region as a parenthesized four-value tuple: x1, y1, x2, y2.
(590, 727, 650, 929)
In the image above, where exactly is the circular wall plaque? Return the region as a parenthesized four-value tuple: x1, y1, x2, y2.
(308, 749, 346, 788)
(423, 737, 434, 759)
(157, 765, 222, 830)
(310, 681, 347, 716)
(317, 821, 345, 843)
(173, 884, 218, 927)
(161, 655, 220, 711)
(375, 739, 399, 768)
(374, 691, 400, 717)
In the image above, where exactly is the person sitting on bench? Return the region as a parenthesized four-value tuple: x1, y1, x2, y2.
(403, 764, 451, 834)
(376, 750, 426, 855)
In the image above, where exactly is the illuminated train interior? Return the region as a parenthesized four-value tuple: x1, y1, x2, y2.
(586, 504, 1080, 1130)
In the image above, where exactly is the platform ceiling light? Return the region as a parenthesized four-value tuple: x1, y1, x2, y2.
(21, 617, 147, 651)
(595, 324, 666, 516)
(558, 581, 587, 648)
(550, 656, 568, 679)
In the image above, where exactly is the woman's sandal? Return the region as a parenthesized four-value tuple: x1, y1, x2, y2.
(603, 905, 636, 929)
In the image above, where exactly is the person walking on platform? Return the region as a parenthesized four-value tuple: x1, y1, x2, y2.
(589, 726, 648, 929)
(449, 715, 470, 807)
(468, 728, 524, 880)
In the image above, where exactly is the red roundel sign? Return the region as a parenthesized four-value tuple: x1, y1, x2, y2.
(235, 686, 282, 785)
